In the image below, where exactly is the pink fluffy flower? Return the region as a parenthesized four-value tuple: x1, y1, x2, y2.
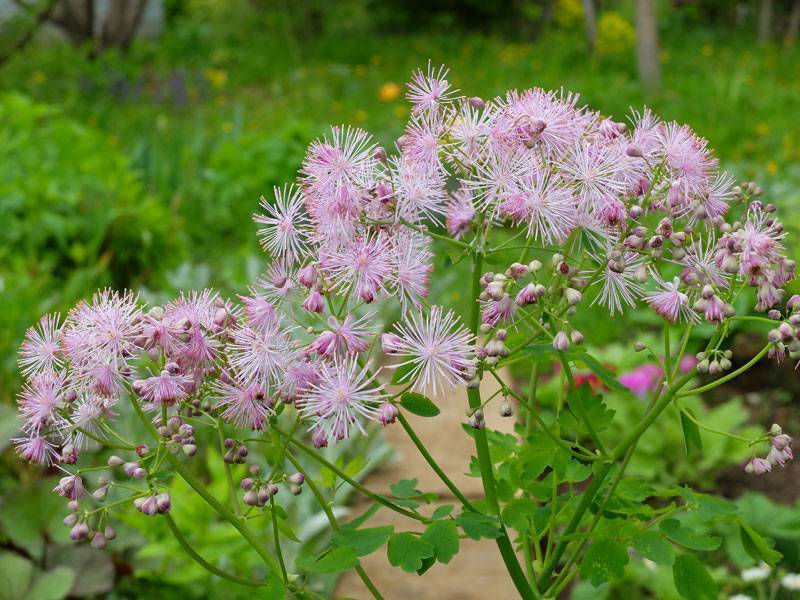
(644, 272, 698, 323)
(390, 155, 447, 223)
(323, 235, 392, 303)
(406, 62, 457, 115)
(63, 289, 142, 366)
(299, 358, 386, 442)
(165, 289, 222, 368)
(498, 172, 575, 244)
(227, 320, 296, 391)
(254, 185, 311, 260)
(446, 188, 476, 239)
(136, 371, 193, 407)
(13, 434, 57, 465)
(18, 371, 68, 432)
(309, 314, 374, 358)
(19, 313, 63, 377)
(212, 376, 274, 430)
(390, 233, 432, 313)
(589, 252, 644, 315)
(384, 305, 475, 397)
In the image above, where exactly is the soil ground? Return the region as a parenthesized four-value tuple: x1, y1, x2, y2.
(335, 376, 522, 600)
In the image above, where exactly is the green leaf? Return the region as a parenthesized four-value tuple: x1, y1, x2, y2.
(28, 567, 75, 600)
(263, 573, 286, 600)
(567, 384, 615, 433)
(421, 520, 459, 564)
(296, 547, 359, 574)
(387, 533, 435, 573)
(391, 363, 417, 385)
(456, 512, 502, 540)
(660, 519, 721, 551)
(632, 531, 675, 566)
(739, 519, 782, 566)
(580, 539, 629, 587)
(672, 554, 717, 600)
(0, 551, 34, 600)
(332, 526, 394, 557)
(0, 404, 19, 453)
(679, 410, 703, 456)
(390, 479, 423, 499)
(431, 504, 454, 520)
(400, 393, 440, 417)
(575, 351, 631, 395)
(678, 488, 737, 521)
(502, 498, 537, 533)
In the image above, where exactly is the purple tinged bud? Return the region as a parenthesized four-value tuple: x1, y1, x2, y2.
(378, 402, 399, 426)
(768, 310, 782, 320)
(625, 144, 643, 158)
(91, 532, 107, 549)
(772, 434, 792, 451)
(268, 483, 279, 497)
(241, 477, 254, 490)
(63, 513, 78, 527)
(70, 522, 90, 541)
(570, 330, 584, 345)
(67, 500, 80, 512)
(243, 490, 259, 506)
(297, 264, 317, 289)
(93, 487, 108, 501)
(288, 473, 305, 485)
(312, 427, 328, 449)
(303, 290, 325, 313)
(132, 468, 147, 480)
(290, 483, 303, 495)
(745, 458, 772, 474)
(552, 331, 570, 352)
(564, 288, 582, 306)
(136, 444, 149, 457)
(104, 525, 116, 540)
(182, 444, 198, 457)
(373, 146, 387, 162)
(107, 455, 124, 467)
(515, 284, 539, 307)
(257, 487, 270, 505)
(156, 492, 171, 513)
(468, 96, 485, 109)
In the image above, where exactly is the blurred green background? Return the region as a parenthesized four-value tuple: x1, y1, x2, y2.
(1, 0, 799, 597)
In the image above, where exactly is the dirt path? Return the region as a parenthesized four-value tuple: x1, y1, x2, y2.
(335, 377, 521, 600)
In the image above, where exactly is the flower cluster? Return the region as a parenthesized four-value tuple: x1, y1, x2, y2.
(745, 425, 794, 475)
(13, 63, 798, 551)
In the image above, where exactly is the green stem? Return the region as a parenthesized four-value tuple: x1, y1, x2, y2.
(127, 394, 284, 578)
(271, 427, 426, 522)
(677, 405, 753, 443)
(163, 513, 263, 587)
(537, 369, 697, 588)
(269, 496, 288, 582)
(396, 413, 479, 512)
(467, 249, 537, 600)
(676, 344, 770, 397)
(524, 363, 540, 440)
(217, 421, 239, 516)
(284, 450, 385, 600)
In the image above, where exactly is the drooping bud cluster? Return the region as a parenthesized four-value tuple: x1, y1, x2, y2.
(745, 424, 793, 474)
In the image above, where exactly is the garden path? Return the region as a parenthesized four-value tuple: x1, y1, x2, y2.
(335, 376, 521, 599)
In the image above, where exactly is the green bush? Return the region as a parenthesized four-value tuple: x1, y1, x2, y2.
(0, 94, 180, 399)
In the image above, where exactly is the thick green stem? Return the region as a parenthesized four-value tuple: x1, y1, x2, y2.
(467, 249, 537, 600)
(537, 369, 697, 588)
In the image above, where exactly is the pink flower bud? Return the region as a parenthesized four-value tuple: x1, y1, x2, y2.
(552, 331, 570, 352)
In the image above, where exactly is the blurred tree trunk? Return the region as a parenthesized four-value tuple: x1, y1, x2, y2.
(787, 0, 800, 45)
(758, 0, 773, 42)
(635, 0, 661, 94)
(99, 0, 148, 51)
(582, 0, 596, 53)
